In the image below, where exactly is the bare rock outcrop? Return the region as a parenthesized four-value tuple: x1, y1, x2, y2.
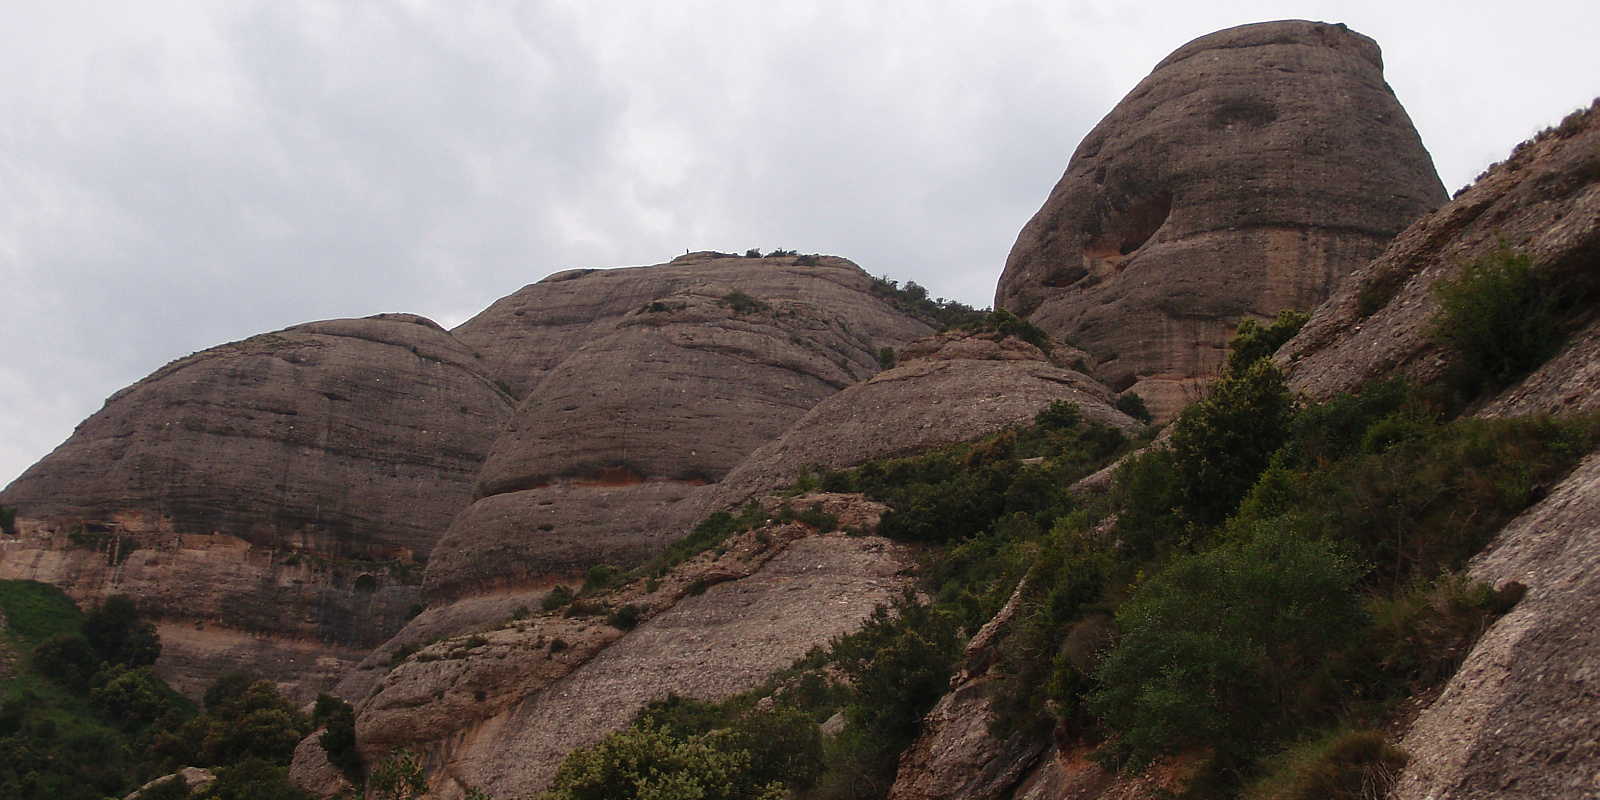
(452, 252, 929, 399)
(1283, 98, 1600, 407)
(424, 255, 931, 600)
(997, 20, 1445, 419)
(1, 313, 511, 560)
(705, 330, 1139, 511)
(356, 494, 910, 799)
(1393, 452, 1600, 798)
(0, 521, 417, 703)
(289, 732, 355, 798)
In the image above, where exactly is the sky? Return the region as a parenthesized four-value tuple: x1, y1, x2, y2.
(2, 1, 1597, 486)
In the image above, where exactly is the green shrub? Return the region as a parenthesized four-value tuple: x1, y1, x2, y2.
(1430, 245, 1564, 385)
(542, 585, 576, 612)
(541, 724, 784, 800)
(369, 747, 426, 800)
(90, 665, 184, 732)
(1113, 392, 1152, 423)
(1169, 360, 1296, 528)
(82, 594, 160, 669)
(313, 694, 362, 784)
(0, 505, 15, 536)
(876, 347, 896, 370)
(204, 758, 312, 800)
(1244, 729, 1408, 800)
(582, 565, 621, 594)
(1034, 400, 1082, 431)
(1089, 525, 1367, 769)
(606, 604, 642, 630)
(1226, 310, 1309, 374)
(719, 290, 770, 315)
(32, 633, 101, 693)
(795, 508, 838, 532)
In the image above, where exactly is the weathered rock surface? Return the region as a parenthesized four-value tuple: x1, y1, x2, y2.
(704, 330, 1139, 512)
(356, 494, 908, 799)
(423, 482, 701, 601)
(289, 731, 355, 798)
(441, 532, 908, 798)
(0, 521, 417, 703)
(997, 20, 1445, 419)
(125, 767, 216, 800)
(1, 313, 512, 560)
(1283, 98, 1600, 404)
(425, 254, 931, 600)
(452, 252, 930, 400)
(889, 585, 1046, 800)
(1392, 452, 1600, 799)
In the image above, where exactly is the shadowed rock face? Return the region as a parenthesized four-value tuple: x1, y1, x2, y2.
(423, 254, 933, 600)
(0, 313, 512, 559)
(996, 20, 1446, 419)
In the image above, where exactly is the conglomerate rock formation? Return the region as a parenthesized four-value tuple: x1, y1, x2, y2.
(704, 329, 1140, 511)
(421, 252, 932, 600)
(1282, 97, 1600, 410)
(997, 19, 1446, 419)
(0, 313, 511, 560)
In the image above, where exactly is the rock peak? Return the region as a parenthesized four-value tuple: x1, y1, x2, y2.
(996, 19, 1445, 419)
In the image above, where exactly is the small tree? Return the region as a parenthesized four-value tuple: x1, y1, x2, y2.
(1430, 245, 1564, 385)
(369, 747, 427, 800)
(1169, 360, 1297, 528)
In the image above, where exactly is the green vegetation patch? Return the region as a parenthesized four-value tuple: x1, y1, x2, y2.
(1430, 244, 1567, 386)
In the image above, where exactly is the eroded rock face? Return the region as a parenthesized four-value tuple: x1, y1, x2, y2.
(997, 20, 1445, 419)
(1393, 453, 1600, 799)
(354, 494, 909, 800)
(704, 330, 1139, 512)
(453, 252, 931, 400)
(424, 254, 931, 600)
(0, 522, 416, 703)
(1283, 98, 1600, 407)
(1, 313, 512, 560)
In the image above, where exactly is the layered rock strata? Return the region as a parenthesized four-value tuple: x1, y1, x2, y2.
(354, 494, 910, 799)
(705, 330, 1140, 511)
(1, 313, 511, 560)
(0, 521, 417, 703)
(997, 20, 1445, 419)
(423, 254, 931, 600)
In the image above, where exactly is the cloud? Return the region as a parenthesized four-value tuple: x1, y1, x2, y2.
(2, 0, 1598, 485)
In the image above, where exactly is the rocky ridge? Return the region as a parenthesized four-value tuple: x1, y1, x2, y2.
(421, 253, 931, 601)
(704, 329, 1140, 513)
(343, 493, 910, 799)
(0, 313, 511, 560)
(1282, 98, 1600, 410)
(997, 19, 1445, 419)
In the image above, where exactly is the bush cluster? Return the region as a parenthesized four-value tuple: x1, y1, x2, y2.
(0, 583, 313, 799)
(1430, 244, 1566, 386)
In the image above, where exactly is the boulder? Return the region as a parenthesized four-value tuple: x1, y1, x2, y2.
(997, 20, 1445, 419)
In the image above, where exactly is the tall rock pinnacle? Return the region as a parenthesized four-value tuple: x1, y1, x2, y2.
(996, 20, 1446, 417)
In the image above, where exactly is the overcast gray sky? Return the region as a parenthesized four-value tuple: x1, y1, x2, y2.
(2, 1, 1597, 486)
